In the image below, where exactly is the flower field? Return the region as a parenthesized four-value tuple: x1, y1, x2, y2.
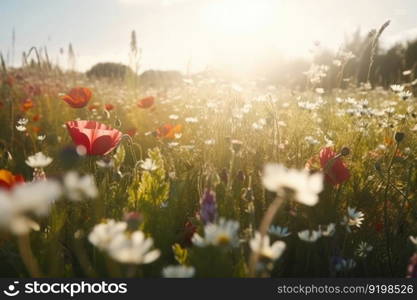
(0, 65, 417, 278)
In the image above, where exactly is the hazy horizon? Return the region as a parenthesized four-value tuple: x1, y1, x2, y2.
(1, 0, 417, 74)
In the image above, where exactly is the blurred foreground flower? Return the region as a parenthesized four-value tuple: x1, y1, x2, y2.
(66, 120, 122, 155)
(107, 231, 160, 265)
(88, 220, 127, 250)
(262, 164, 323, 206)
(89, 220, 160, 265)
(192, 218, 239, 247)
(0, 179, 62, 235)
(63, 171, 98, 201)
(162, 265, 195, 278)
(61, 87, 92, 108)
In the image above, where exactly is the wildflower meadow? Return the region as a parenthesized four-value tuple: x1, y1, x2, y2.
(1, 1, 417, 281)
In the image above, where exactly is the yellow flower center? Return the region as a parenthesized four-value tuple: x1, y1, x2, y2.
(216, 234, 231, 245)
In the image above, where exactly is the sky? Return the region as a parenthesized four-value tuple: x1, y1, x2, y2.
(1, 0, 417, 74)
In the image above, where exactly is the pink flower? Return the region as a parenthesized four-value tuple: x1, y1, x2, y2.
(66, 120, 122, 155)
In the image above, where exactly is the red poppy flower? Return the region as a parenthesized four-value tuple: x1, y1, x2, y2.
(66, 120, 123, 155)
(32, 114, 41, 122)
(137, 96, 155, 109)
(104, 104, 115, 111)
(156, 124, 182, 139)
(62, 87, 92, 108)
(20, 98, 34, 112)
(0, 169, 24, 190)
(319, 147, 350, 185)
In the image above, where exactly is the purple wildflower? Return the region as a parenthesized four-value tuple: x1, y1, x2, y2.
(200, 188, 217, 224)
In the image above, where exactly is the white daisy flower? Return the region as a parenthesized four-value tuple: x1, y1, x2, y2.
(268, 225, 291, 238)
(63, 171, 98, 201)
(390, 84, 404, 93)
(204, 139, 215, 145)
(25, 152, 53, 168)
(192, 218, 239, 247)
(17, 118, 29, 125)
(355, 241, 373, 258)
(250, 232, 286, 261)
(107, 230, 160, 265)
(185, 117, 198, 123)
(399, 90, 412, 100)
(305, 136, 320, 145)
(16, 125, 26, 132)
(320, 223, 336, 237)
(342, 207, 365, 231)
(298, 230, 322, 242)
(88, 220, 127, 251)
(37, 134, 46, 141)
(139, 158, 158, 171)
(96, 159, 115, 168)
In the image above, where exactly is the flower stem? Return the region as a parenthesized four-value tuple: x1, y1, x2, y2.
(383, 143, 397, 275)
(248, 195, 283, 277)
(17, 233, 43, 277)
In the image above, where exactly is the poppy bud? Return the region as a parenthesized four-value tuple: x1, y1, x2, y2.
(124, 211, 142, 231)
(340, 147, 350, 156)
(394, 132, 405, 143)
